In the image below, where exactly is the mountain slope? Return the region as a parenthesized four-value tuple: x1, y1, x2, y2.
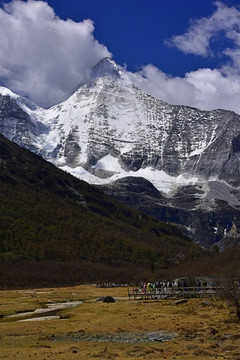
(1, 58, 240, 248)
(0, 134, 202, 267)
(2, 58, 240, 186)
(99, 177, 240, 249)
(0, 86, 47, 152)
(38, 59, 240, 190)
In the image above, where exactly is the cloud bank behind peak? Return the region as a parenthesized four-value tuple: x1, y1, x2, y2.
(1, 1, 240, 115)
(0, 0, 111, 108)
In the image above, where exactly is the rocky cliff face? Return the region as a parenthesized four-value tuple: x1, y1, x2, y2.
(1, 58, 240, 249)
(40, 59, 240, 188)
(0, 93, 37, 152)
(1, 58, 240, 185)
(98, 177, 240, 249)
(0, 88, 48, 152)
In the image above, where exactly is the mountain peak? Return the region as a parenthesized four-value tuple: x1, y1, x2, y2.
(0, 86, 18, 99)
(91, 57, 122, 79)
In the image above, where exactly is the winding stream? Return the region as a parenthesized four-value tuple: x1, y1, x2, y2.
(5, 300, 82, 322)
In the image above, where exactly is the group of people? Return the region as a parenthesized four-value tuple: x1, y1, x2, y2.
(138, 279, 216, 293)
(139, 280, 181, 292)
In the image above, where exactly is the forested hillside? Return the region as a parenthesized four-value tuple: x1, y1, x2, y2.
(0, 134, 204, 268)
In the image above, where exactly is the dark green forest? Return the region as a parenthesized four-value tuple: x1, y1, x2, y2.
(0, 134, 204, 270)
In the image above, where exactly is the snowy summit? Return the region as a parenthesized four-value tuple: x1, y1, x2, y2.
(1, 57, 240, 197)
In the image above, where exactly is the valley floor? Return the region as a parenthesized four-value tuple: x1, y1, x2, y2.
(0, 285, 239, 359)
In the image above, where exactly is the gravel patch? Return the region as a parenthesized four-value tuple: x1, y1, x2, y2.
(51, 331, 176, 344)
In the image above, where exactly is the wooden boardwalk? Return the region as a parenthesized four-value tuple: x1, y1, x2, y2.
(128, 286, 219, 300)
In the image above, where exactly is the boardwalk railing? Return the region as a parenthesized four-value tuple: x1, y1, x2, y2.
(128, 286, 220, 300)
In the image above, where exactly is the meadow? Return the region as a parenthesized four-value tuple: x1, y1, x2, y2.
(0, 285, 239, 359)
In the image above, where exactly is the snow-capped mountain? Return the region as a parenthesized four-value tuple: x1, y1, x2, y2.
(1, 57, 240, 248)
(0, 86, 48, 152)
(2, 58, 240, 187)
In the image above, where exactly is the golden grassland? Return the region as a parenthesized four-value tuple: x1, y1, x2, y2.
(0, 285, 239, 360)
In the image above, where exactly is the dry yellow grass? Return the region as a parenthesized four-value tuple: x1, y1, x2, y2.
(0, 285, 239, 359)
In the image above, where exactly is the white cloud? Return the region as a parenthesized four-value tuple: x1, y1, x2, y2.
(128, 2, 240, 114)
(168, 1, 240, 58)
(185, 67, 240, 112)
(128, 66, 197, 107)
(1, 0, 240, 115)
(128, 64, 240, 114)
(0, 0, 111, 107)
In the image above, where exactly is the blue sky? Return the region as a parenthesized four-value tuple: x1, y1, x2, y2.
(43, 0, 236, 76)
(1, 0, 240, 113)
